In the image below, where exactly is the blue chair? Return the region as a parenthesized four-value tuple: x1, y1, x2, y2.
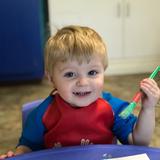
(22, 99, 43, 127)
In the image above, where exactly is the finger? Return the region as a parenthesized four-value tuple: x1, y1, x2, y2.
(142, 78, 158, 87)
(0, 154, 7, 159)
(141, 80, 159, 91)
(141, 83, 160, 101)
(7, 151, 15, 157)
(141, 83, 157, 91)
(141, 83, 155, 96)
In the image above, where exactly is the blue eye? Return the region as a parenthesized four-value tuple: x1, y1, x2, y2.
(88, 70, 98, 76)
(64, 72, 76, 78)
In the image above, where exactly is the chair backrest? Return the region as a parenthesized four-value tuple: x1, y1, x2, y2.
(22, 99, 43, 127)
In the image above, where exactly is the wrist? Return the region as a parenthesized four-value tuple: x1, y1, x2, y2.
(15, 145, 32, 155)
(141, 106, 155, 114)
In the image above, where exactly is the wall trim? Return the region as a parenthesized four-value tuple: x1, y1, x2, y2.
(105, 57, 160, 75)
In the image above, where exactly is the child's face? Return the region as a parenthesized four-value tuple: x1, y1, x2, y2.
(51, 55, 105, 107)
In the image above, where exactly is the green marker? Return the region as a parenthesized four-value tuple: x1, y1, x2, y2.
(149, 66, 160, 79)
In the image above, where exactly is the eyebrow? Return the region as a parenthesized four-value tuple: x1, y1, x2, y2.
(58, 66, 73, 72)
(58, 61, 103, 72)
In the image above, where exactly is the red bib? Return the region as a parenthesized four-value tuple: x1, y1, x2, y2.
(42, 94, 114, 148)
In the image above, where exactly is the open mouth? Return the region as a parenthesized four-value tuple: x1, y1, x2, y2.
(73, 91, 91, 96)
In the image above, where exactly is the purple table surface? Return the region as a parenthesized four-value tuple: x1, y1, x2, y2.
(8, 144, 160, 160)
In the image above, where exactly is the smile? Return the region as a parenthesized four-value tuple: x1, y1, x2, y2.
(73, 91, 91, 96)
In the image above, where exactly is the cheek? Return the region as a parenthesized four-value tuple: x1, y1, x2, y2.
(56, 84, 73, 102)
(55, 81, 73, 94)
(95, 76, 104, 89)
(97, 81, 104, 91)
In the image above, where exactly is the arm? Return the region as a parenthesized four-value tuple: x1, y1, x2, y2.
(103, 91, 137, 144)
(0, 96, 52, 159)
(128, 78, 160, 145)
(0, 145, 32, 159)
(15, 145, 32, 155)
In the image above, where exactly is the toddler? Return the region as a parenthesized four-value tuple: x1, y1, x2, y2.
(1, 25, 160, 159)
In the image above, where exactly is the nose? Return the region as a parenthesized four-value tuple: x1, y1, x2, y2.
(76, 77, 89, 86)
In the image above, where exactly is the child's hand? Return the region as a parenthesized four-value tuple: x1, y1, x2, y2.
(0, 151, 15, 159)
(140, 78, 160, 109)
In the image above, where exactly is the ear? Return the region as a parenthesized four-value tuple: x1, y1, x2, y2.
(45, 71, 57, 90)
(45, 71, 53, 83)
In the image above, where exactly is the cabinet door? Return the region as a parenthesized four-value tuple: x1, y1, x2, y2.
(49, 0, 123, 59)
(124, 0, 160, 58)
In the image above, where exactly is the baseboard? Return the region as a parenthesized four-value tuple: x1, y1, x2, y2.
(105, 57, 160, 75)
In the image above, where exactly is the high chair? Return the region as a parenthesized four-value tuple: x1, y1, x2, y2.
(22, 99, 43, 127)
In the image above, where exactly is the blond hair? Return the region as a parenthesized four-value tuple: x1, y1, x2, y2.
(45, 25, 108, 76)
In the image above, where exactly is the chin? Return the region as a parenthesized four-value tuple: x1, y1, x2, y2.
(74, 101, 94, 107)
(70, 96, 98, 107)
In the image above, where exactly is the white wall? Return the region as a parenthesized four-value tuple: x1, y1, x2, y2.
(48, 0, 160, 75)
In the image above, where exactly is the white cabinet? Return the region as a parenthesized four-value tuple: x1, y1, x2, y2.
(124, 0, 160, 58)
(48, 0, 160, 75)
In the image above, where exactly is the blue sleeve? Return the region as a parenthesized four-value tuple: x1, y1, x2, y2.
(102, 92, 137, 144)
(18, 96, 53, 151)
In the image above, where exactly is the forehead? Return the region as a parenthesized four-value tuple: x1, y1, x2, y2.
(56, 55, 103, 70)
